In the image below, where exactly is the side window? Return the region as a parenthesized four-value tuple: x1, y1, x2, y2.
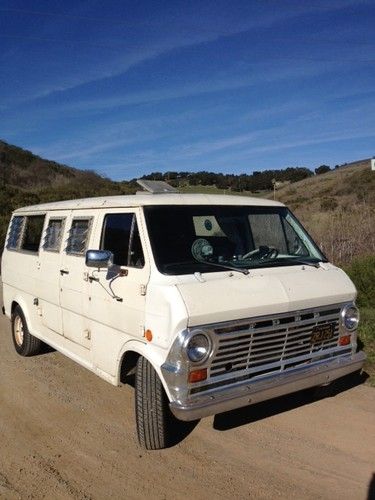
(248, 213, 287, 253)
(66, 218, 92, 255)
(101, 213, 145, 268)
(43, 218, 65, 252)
(6, 216, 24, 249)
(21, 215, 45, 253)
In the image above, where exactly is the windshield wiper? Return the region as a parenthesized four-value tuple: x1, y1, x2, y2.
(196, 259, 250, 275)
(277, 257, 322, 268)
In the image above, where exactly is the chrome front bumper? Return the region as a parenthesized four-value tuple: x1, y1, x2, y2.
(169, 351, 366, 421)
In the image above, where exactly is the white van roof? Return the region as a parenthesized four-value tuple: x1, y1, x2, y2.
(14, 193, 284, 213)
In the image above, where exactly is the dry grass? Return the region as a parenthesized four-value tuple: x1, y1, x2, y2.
(274, 161, 375, 266)
(300, 204, 374, 265)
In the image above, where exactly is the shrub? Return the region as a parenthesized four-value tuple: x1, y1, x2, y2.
(320, 197, 338, 211)
(315, 165, 331, 175)
(357, 308, 375, 385)
(343, 256, 375, 385)
(344, 256, 375, 309)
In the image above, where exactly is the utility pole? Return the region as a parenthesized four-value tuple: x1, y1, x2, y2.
(272, 178, 276, 200)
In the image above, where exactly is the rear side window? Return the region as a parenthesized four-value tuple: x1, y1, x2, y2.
(7, 216, 24, 249)
(43, 218, 65, 252)
(21, 215, 45, 252)
(101, 213, 145, 268)
(66, 218, 92, 255)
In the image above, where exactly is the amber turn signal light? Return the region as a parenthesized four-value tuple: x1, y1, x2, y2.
(188, 368, 207, 383)
(144, 329, 153, 342)
(339, 335, 351, 346)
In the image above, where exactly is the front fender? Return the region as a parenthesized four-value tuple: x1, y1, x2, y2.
(117, 339, 173, 400)
(8, 294, 34, 333)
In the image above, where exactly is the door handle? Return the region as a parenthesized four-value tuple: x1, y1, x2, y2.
(60, 269, 69, 275)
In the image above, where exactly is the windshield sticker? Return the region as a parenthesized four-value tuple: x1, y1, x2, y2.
(204, 219, 212, 231)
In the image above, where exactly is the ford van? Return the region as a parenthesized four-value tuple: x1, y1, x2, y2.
(1, 181, 365, 449)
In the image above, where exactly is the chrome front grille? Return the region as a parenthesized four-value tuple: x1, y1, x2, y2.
(196, 304, 352, 393)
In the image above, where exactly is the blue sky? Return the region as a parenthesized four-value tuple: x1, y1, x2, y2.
(1, 0, 375, 180)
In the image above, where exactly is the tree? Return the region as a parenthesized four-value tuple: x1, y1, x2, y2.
(315, 165, 331, 175)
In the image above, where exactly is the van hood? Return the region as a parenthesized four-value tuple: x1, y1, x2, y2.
(175, 265, 356, 327)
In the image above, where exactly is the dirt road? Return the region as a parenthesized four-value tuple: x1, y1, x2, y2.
(0, 309, 374, 500)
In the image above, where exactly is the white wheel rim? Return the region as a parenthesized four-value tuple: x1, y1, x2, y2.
(14, 316, 24, 346)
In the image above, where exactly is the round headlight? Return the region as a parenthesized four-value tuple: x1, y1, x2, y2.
(186, 333, 210, 363)
(341, 304, 359, 331)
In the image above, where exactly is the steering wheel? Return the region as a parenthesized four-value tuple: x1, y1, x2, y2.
(191, 238, 214, 261)
(242, 245, 279, 260)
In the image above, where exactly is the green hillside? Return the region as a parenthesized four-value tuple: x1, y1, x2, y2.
(0, 140, 135, 247)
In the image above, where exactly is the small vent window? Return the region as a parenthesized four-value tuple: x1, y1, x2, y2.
(66, 218, 92, 255)
(44, 218, 65, 252)
(7, 216, 24, 249)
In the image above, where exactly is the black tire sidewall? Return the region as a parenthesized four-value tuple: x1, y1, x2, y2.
(11, 305, 40, 356)
(11, 306, 27, 355)
(135, 356, 169, 450)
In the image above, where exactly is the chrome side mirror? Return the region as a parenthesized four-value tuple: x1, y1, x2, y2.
(85, 249, 113, 269)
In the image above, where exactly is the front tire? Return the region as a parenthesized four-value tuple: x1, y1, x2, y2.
(135, 356, 172, 450)
(11, 305, 42, 356)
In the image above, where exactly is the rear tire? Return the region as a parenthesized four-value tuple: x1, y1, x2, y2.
(11, 305, 42, 356)
(135, 356, 171, 450)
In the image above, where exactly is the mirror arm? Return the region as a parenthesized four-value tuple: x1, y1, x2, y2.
(109, 273, 123, 302)
(88, 269, 123, 302)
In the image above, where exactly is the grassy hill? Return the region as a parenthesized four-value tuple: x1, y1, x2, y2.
(271, 160, 375, 265)
(0, 140, 133, 196)
(0, 140, 135, 247)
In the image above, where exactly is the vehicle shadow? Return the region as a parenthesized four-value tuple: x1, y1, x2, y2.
(39, 343, 56, 355)
(166, 416, 200, 448)
(368, 473, 375, 500)
(213, 370, 368, 432)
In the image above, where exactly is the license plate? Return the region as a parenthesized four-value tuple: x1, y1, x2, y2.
(310, 323, 335, 344)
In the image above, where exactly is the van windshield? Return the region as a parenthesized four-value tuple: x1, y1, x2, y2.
(144, 205, 326, 275)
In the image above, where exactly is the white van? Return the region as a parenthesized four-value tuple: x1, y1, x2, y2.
(1, 181, 365, 449)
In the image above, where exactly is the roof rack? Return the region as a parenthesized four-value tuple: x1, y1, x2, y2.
(136, 179, 180, 194)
